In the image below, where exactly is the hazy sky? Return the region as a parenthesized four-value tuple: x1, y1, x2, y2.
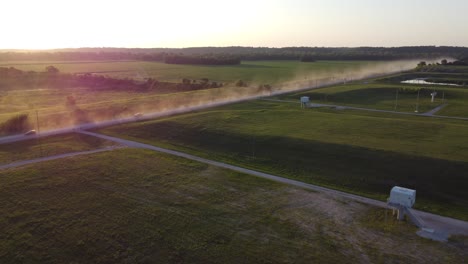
(2, 0, 467, 49)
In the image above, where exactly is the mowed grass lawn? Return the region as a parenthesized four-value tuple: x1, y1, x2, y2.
(1, 60, 383, 84)
(282, 83, 468, 117)
(99, 100, 468, 220)
(0, 133, 117, 164)
(0, 148, 465, 263)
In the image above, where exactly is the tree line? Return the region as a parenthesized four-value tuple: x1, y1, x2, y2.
(1, 46, 468, 63)
(0, 66, 224, 92)
(165, 55, 240, 65)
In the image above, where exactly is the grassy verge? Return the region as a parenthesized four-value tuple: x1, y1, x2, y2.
(0, 148, 465, 263)
(98, 101, 468, 220)
(0, 133, 117, 164)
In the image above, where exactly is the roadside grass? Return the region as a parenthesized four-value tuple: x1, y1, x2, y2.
(433, 87, 468, 117)
(0, 148, 465, 263)
(0, 133, 117, 164)
(98, 101, 468, 220)
(447, 235, 468, 251)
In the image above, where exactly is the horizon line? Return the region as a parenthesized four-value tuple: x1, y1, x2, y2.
(1, 45, 468, 52)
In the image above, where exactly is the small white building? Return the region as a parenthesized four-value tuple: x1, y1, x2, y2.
(300, 96, 310, 108)
(388, 186, 416, 208)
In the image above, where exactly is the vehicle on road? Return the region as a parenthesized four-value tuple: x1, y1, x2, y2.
(24, 130, 36, 136)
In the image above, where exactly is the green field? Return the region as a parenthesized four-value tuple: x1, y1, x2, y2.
(285, 83, 468, 117)
(0, 133, 117, 164)
(280, 67, 468, 117)
(0, 148, 465, 263)
(1, 60, 468, 262)
(98, 99, 468, 220)
(1, 60, 384, 84)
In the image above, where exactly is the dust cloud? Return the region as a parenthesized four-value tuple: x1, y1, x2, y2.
(32, 59, 428, 133)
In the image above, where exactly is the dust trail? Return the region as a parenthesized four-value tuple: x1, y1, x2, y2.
(21, 59, 428, 134)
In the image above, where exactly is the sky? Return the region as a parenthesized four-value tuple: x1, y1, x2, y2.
(1, 0, 468, 49)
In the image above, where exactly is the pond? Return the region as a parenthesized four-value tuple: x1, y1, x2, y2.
(401, 79, 461, 86)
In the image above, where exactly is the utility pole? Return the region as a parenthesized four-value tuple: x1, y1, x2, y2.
(415, 89, 420, 113)
(251, 135, 255, 160)
(394, 88, 399, 111)
(36, 110, 43, 157)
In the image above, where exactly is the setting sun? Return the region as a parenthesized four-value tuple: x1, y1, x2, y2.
(3, 0, 468, 49)
(2, 0, 267, 49)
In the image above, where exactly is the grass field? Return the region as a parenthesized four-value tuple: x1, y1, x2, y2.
(277, 67, 468, 117)
(0, 84, 280, 132)
(1, 60, 400, 133)
(0, 148, 465, 263)
(0, 60, 386, 84)
(282, 83, 446, 113)
(98, 100, 468, 220)
(0, 133, 117, 164)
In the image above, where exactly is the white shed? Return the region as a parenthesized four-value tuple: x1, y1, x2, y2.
(300, 96, 310, 103)
(388, 186, 416, 208)
(300, 96, 310, 108)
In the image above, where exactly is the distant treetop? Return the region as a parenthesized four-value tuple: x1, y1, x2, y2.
(1, 46, 467, 62)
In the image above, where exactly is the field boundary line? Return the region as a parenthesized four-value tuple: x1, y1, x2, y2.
(77, 130, 468, 239)
(0, 146, 124, 170)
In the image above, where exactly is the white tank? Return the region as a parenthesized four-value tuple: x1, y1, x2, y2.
(388, 186, 416, 208)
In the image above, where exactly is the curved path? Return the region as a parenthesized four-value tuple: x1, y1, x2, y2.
(77, 130, 468, 241)
(1, 127, 466, 241)
(0, 146, 124, 170)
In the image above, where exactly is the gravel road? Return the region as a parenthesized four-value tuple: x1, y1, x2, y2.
(0, 146, 123, 170)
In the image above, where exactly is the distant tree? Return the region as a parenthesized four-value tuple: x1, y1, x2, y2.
(452, 60, 467, 66)
(417, 61, 427, 67)
(210, 81, 219, 88)
(300, 56, 316, 62)
(46, 65, 59, 74)
(441, 59, 448, 65)
(0, 114, 30, 134)
(66, 95, 76, 106)
(235, 80, 247, 87)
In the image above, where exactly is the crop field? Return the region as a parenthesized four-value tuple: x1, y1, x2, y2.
(0, 148, 465, 263)
(98, 99, 468, 220)
(0, 133, 117, 164)
(0, 60, 384, 84)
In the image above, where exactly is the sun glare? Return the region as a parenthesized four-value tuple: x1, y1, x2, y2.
(1, 0, 267, 49)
